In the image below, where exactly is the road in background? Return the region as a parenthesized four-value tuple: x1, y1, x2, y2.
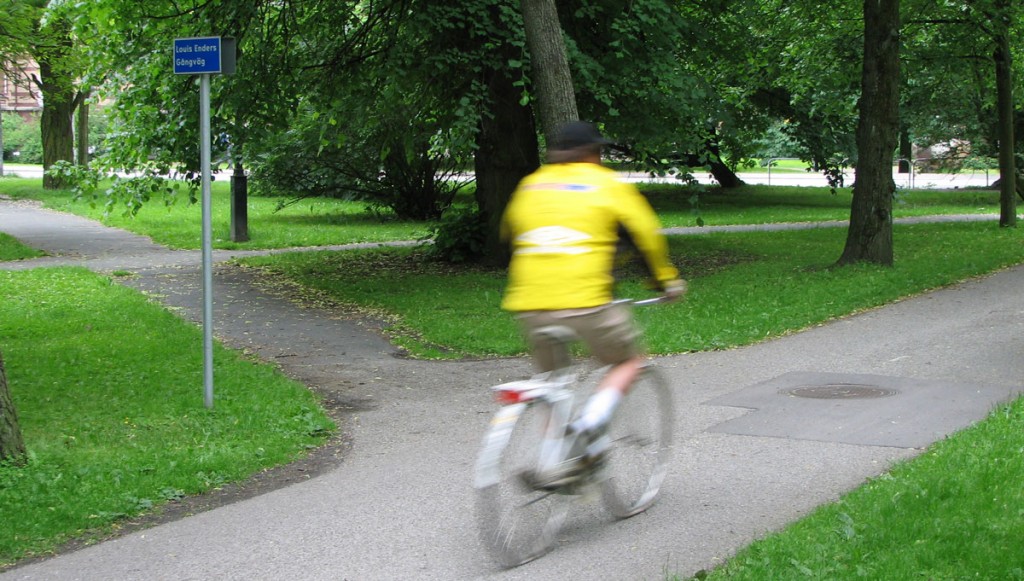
(3, 164, 1000, 190)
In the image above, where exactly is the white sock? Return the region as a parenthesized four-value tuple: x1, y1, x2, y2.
(573, 389, 622, 434)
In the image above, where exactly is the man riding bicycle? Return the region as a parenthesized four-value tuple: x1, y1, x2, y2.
(500, 121, 686, 488)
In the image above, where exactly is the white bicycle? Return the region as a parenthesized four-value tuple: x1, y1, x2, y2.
(474, 298, 674, 568)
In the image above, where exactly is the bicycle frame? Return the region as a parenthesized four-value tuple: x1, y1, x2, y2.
(474, 372, 578, 489)
(477, 308, 645, 489)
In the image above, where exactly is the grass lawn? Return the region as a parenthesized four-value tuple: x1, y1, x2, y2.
(0, 177, 1003, 249)
(0, 268, 334, 567)
(2, 177, 1022, 578)
(0, 178, 429, 250)
(0, 233, 44, 261)
(239, 221, 1024, 359)
(640, 183, 1000, 227)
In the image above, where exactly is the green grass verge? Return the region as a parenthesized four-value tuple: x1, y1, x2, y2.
(0, 268, 334, 566)
(0, 233, 45, 261)
(640, 184, 1000, 227)
(240, 221, 1024, 358)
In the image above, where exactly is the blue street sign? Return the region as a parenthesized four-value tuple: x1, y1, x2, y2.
(173, 37, 222, 74)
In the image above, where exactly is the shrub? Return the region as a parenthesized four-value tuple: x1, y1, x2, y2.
(425, 207, 489, 263)
(247, 105, 469, 221)
(2, 112, 43, 164)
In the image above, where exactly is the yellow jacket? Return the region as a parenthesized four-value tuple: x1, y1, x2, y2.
(500, 162, 679, 311)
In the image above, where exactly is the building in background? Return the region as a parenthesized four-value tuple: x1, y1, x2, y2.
(2, 59, 45, 168)
(1, 59, 44, 119)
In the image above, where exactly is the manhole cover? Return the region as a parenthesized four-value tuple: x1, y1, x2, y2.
(782, 383, 899, 399)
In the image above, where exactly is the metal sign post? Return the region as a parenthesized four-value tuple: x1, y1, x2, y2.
(174, 36, 235, 408)
(199, 72, 214, 409)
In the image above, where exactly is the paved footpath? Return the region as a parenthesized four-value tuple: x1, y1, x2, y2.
(2, 198, 1023, 580)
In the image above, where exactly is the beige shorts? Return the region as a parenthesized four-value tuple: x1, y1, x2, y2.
(515, 303, 640, 372)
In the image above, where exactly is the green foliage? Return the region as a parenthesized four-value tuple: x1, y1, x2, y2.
(70, 0, 488, 223)
(35, 0, 1024, 235)
(425, 207, 490, 264)
(0, 0, 36, 58)
(900, 0, 1024, 157)
(748, 121, 803, 159)
(83, 105, 109, 151)
(248, 101, 470, 221)
(728, 0, 860, 183)
(47, 161, 196, 217)
(560, 0, 714, 163)
(2, 113, 43, 164)
(66, 1, 306, 183)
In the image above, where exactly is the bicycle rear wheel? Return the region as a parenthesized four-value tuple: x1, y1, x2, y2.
(600, 365, 674, 518)
(475, 402, 570, 568)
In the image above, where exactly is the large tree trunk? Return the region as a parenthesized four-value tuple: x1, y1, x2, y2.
(475, 65, 540, 266)
(838, 0, 900, 266)
(39, 82, 75, 190)
(520, 0, 578, 144)
(0, 350, 27, 466)
(704, 132, 745, 188)
(709, 160, 744, 188)
(994, 3, 1016, 227)
(34, 15, 78, 190)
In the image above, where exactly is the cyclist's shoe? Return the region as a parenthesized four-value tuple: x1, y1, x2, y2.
(584, 425, 611, 460)
(520, 459, 584, 491)
(520, 428, 608, 492)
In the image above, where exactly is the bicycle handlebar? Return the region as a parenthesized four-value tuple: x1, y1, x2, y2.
(633, 296, 670, 306)
(612, 296, 670, 307)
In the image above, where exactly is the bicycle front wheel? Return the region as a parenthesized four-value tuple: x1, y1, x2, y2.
(600, 365, 674, 518)
(475, 402, 570, 568)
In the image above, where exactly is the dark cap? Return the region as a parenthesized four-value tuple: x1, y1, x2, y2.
(550, 121, 613, 151)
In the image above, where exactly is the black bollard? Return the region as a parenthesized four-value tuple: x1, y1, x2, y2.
(230, 163, 249, 242)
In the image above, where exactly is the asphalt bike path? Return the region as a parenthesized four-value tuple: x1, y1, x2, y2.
(2, 198, 1023, 580)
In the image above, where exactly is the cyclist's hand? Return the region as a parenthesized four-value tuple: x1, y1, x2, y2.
(662, 279, 687, 303)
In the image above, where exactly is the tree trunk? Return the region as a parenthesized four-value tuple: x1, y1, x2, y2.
(838, 0, 900, 266)
(0, 350, 27, 466)
(994, 6, 1016, 227)
(704, 133, 745, 188)
(38, 60, 76, 189)
(475, 65, 540, 266)
(520, 0, 578, 144)
(33, 15, 78, 190)
(76, 93, 90, 167)
(709, 160, 744, 187)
